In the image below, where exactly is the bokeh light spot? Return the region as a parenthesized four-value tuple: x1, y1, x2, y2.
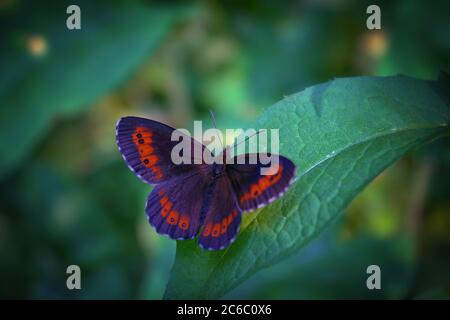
(26, 34, 48, 58)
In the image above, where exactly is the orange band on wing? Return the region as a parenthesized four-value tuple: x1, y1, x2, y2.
(240, 165, 284, 204)
(201, 210, 237, 238)
(132, 127, 163, 180)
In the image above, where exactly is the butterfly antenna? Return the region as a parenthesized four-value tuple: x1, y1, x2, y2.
(228, 129, 265, 159)
(209, 110, 224, 149)
(233, 129, 265, 149)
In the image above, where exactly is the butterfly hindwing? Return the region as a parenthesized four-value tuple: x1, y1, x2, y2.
(116, 116, 208, 185)
(198, 175, 242, 250)
(146, 169, 212, 240)
(227, 154, 296, 211)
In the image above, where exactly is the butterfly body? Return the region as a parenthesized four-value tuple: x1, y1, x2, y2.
(116, 116, 296, 250)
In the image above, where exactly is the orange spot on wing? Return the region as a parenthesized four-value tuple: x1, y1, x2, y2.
(258, 177, 271, 190)
(240, 194, 250, 204)
(160, 195, 169, 206)
(136, 127, 153, 135)
(251, 184, 262, 197)
(140, 144, 154, 156)
(166, 210, 179, 225)
(178, 214, 190, 230)
(221, 218, 228, 234)
(240, 165, 285, 203)
(202, 223, 212, 236)
(151, 166, 163, 180)
(144, 155, 158, 167)
(232, 210, 238, 217)
(211, 224, 221, 238)
(226, 213, 233, 226)
(161, 200, 172, 218)
(132, 127, 153, 146)
(138, 132, 153, 139)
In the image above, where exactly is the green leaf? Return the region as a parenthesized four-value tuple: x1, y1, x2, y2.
(164, 75, 450, 299)
(0, 1, 185, 178)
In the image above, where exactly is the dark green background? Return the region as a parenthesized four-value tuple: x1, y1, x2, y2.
(0, 0, 449, 299)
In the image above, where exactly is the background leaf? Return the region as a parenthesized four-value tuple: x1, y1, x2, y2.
(0, 0, 183, 178)
(164, 75, 450, 299)
(225, 226, 415, 299)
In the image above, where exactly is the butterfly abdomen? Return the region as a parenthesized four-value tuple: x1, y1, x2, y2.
(199, 177, 217, 226)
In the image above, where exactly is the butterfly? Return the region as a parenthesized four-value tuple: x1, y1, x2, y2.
(116, 116, 296, 250)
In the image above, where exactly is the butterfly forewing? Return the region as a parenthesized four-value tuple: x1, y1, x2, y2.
(227, 154, 296, 211)
(116, 116, 209, 185)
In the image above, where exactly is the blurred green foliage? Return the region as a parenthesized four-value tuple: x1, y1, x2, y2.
(0, 0, 182, 178)
(0, 0, 449, 299)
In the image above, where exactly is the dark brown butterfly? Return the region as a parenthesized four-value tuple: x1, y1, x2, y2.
(116, 116, 296, 250)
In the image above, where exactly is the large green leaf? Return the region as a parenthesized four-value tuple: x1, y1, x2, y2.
(0, 1, 184, 178)
(164, 75, 450, 299)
